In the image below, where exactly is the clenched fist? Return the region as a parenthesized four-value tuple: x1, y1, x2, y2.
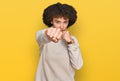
(45, 27, 63, 42)
(45, 27, 74, 44)
(62, 30, 74, 44)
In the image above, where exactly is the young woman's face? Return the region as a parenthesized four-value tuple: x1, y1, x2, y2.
(51, 17, 69, 31)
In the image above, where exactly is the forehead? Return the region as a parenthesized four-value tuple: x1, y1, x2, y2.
(53, 17, 69, 21)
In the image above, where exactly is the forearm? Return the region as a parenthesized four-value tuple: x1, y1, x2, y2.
(36, 29, 51, 45)
(68, 36, 83, 70)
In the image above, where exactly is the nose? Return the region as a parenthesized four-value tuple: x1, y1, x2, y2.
(60, 24, 64, 30)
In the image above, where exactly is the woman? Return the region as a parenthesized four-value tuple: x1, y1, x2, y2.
(35, 2, 83, 81)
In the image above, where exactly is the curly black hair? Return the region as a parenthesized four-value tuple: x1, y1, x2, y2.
(42, 2, 77, 28)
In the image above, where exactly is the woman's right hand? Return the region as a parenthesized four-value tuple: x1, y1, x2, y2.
(45, 27, 63, 43)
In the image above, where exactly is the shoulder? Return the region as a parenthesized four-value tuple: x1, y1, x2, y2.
(36, 29, 46, 34)
(36, 29, 47, 36)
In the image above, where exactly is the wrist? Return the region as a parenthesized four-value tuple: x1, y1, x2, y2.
(67, 39, 74, 44)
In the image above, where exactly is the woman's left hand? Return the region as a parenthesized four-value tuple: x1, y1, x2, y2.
(62, 30, 74, 44)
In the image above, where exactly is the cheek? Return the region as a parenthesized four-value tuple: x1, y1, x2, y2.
(64, 24, 68, 29)
(53, 23, 60, 28)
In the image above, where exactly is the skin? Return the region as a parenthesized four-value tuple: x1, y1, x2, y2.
(45, 17, 74, 44)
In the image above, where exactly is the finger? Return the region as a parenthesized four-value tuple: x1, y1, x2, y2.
(62, 30, 66, 35)
(46, 28, 53, 36)
(45, 28, 54, 41)
(62, 30, 70, 40)
(52, 37, 58, 43)
(64, 31, 70, 36)
(52, 29, 60, 42)
(66, 31, 70, 34)
(49, 28, 56, 38)
(56, 32, 62, 39)
(53, 28, 61, 38)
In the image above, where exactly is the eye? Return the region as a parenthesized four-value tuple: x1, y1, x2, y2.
(56, 21, 60, 23)
(64, 21, 68, 24)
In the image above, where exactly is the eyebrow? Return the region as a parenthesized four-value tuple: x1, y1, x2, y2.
(54, 19, 69, 22)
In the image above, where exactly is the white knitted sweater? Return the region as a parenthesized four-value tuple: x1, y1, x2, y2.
(35, 29, 83, 81)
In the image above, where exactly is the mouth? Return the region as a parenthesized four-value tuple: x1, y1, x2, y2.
(60, 29, 64, 31)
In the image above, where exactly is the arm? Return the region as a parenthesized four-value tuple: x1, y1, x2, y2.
(67, 36, 83, 70)
(36, 29, 51, 46)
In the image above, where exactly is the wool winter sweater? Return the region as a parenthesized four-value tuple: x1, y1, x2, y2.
(35, 29, 83, 81)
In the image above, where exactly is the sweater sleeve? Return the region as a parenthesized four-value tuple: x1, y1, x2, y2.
(36, 29, 51, 46)
(67, 36, 83, 70)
